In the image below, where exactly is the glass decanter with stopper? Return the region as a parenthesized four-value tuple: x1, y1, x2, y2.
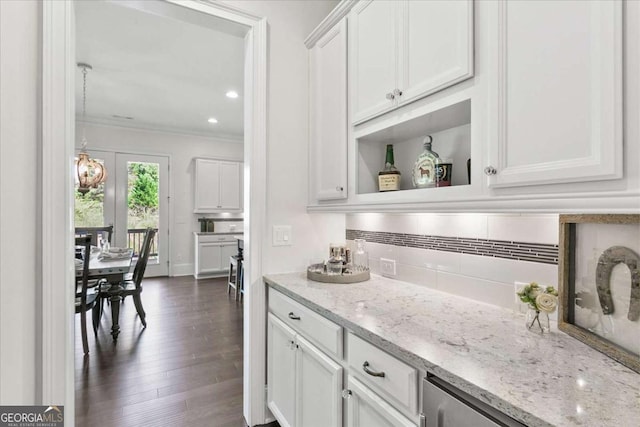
(412, 135, 440, 188)
(378, 144, 401, 192)
(352, 239, 369, 271)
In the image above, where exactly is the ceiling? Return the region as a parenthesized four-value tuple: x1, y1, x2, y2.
(75, 0, 247, 140)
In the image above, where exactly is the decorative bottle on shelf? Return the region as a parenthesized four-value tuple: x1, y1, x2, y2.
(412, 135, 440, 188)
(378, 144, 401, 192)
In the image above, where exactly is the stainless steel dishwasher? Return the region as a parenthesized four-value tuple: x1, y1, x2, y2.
(422, 374, 527, 427)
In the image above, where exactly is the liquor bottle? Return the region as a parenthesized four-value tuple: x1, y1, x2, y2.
(412, 135, 439, 188)
(378, 144, 401, 192)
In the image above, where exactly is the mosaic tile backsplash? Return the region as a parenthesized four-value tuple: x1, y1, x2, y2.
(346, 229, 559, 265)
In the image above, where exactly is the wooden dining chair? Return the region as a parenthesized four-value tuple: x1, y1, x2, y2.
(75, 225, 113, 247)
(75, 235, 103, 354)
(120, 227, 156, 328)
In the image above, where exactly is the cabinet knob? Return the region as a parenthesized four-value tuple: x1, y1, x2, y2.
(336, 186, 344, 192)
(341, 389, 352, 399)
(385, 92, 395, 100)
(484, 166, 497, 176)
(393, 88, 403, 97)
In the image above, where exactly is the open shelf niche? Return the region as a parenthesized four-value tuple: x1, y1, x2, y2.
(356, 99, 471, 195)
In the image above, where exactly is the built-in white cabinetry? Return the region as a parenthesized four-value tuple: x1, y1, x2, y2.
(308, 18, 348, 201)
(193, 234, 237, 278)
(485, 0, 623, 189)
(267, 313, 343, 427)
(346, 376, 416, 427)
(305, 0, 638, 212)
(267, 288, 420, 427)
(193, 158, 242, 213)
(349, 0, 473, 124)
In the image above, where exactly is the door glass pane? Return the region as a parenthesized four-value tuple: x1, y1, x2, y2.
(74, 157, 105, 227)
(126, 162, 159, 263)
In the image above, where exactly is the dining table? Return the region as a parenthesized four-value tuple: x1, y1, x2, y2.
(76, 247, 134, 341)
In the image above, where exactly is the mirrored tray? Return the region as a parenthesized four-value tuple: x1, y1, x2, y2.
(307, 265, 370, 284)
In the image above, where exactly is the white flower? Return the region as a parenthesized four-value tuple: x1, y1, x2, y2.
(536, 293, 558, 313)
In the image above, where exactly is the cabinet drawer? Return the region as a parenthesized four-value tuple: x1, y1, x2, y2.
(347, 333, 418, 415)
(197, 234, 236, 243)
(269, 289, 343, 359)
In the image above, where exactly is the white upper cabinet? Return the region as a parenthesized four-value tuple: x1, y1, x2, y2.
(309, 18, 348, 201)
(485, 0, 623, 188)
(193, 158, 242, 212)
(350, 0, 474, 124)
(399, 0, 474, 106)
(350, 0, 398, 124)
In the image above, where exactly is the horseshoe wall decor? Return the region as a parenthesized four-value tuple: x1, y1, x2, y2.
(595, 246, 640, 321)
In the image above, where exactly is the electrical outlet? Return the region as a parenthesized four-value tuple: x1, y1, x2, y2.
(380, 258, 396, 277)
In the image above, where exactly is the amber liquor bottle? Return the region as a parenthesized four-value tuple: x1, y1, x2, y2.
(378, 144, 401, 192)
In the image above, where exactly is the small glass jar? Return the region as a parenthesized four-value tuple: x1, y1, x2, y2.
(526, 309, 550, 333)
(326, 253, 344, 275)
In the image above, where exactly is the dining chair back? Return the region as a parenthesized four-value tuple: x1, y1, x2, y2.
(75, 235, 102, 354)
(122, 227, 156, 327)
(75, 225, 114, 247)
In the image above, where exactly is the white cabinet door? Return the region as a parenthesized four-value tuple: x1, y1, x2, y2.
(267, 314, 297, 427)
(399, 0, 473, 106)
(196, 242, 222, 276)
(310, 18, 348, 201)
(220, 243, 237, 269)
(350, 0, 398, 124)
(486, 0, 623, 188)
(346, 376, 416, 427)
(295, 335, 342, 427)
(194, 159, 221, 212)
(219, 161, 241, 209)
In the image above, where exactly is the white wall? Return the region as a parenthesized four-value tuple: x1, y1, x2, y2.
(76, 122, 243, 276)
(221, 0, 345, 274)
(0, 0, 40, 404)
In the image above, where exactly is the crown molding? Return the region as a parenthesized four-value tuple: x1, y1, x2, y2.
(304, 0, 357, 48)
(76, 117, 243, 143)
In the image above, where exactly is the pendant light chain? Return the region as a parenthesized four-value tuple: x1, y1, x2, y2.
(80, 64, 90, 151)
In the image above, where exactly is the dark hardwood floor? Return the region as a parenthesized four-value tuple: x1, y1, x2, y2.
(75, 276, 245, 427)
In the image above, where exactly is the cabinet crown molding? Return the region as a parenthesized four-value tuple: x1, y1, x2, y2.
(304, 0, 357, 48)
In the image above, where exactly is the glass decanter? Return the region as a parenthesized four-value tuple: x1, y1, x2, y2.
(412, 135, 440, 188)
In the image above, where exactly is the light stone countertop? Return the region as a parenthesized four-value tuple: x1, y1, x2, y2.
(193, 232, 243, 236)
(264, 272, 640, 427)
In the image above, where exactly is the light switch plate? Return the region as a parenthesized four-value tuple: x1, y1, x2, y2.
(273, 225, 292, 246)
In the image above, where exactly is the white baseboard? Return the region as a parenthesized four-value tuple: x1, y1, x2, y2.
(171, 263, 194, 277)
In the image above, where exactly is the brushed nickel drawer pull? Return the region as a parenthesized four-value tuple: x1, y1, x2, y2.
(288, 312, 301, 320)
(362, 361, 385, 378)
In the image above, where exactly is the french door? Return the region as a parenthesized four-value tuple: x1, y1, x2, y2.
(74, 150, 169, 276)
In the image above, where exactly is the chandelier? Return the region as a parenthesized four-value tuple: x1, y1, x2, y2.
(75, 63, 107, 195)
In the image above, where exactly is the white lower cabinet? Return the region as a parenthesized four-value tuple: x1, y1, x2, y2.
(194, 234, 237, 278)
(267, 313, 343, 427)
(267, 314, 296, 427)
(346, 376, 416, 427)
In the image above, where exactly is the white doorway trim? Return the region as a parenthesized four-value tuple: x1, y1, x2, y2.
(41, 1, 268, 425)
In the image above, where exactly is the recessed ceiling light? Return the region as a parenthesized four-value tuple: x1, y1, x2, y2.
(226, 90, 239, 99)
(208, 117, 218, 124)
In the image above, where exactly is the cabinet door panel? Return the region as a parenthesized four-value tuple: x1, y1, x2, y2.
(347, 376, 416, 427)
(197, 243, 222, 274)
(310, 19, 348, 201)
(295, 335, 342, 427)
(267, 314, 296, 427)
(194, 159, 220, 212)
(219, 161, 241, 209)
(487, 0, 622, 187)
(400, 0, 473, 105)
(350, 0, 397, 124)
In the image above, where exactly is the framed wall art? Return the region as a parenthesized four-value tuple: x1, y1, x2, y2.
(558, 214, 640, 373)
